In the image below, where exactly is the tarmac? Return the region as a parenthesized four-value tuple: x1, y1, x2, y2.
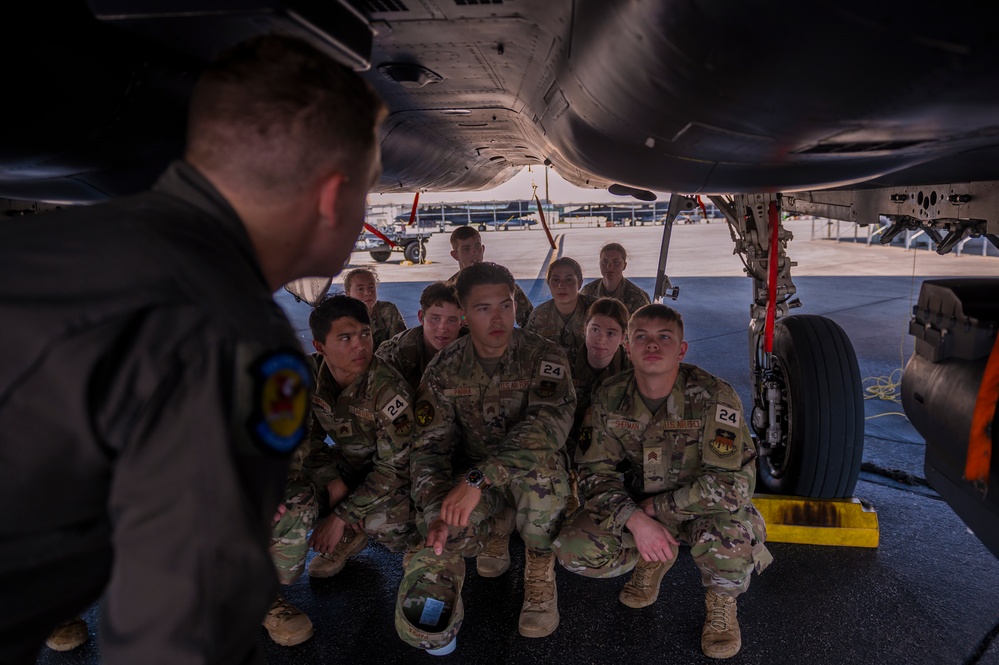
(37, 219, 999, 664)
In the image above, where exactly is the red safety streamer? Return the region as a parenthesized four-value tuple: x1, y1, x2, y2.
(764, 201, 780, 354)
(364, 222, 396, 248)
(407, 192, 420, 226)
(534, 194, 556, 250)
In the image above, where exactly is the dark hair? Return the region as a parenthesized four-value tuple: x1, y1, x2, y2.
(309, 293, 370, 341)
(628, 303, 684, 339)
(449, 225, 481, 249)
(454, 262, 515, 305)
(186, 34, 385, 197)
(343, 267, 377, 291)
(600, 242, 628, 261)
(586, 297, 630, 333)
(420, 281, 460, 310)
(546, 256, 582, 283)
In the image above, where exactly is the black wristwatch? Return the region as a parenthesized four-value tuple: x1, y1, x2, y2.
(465, 468, 485, 489)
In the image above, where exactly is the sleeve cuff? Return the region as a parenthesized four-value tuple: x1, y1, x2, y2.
(479, 459, 509, 487)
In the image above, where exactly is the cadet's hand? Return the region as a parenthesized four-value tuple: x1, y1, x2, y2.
(626, 510, 678, 563)
(272, 503, 288, 526)
(426, 519, 450, 555)
(638, 496, 657, 518)
(440, 482, 482, 527)
(327, 477, 350, 508)
(309, 514, 348, 554)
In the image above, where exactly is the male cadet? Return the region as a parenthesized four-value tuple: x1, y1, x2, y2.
(447, 225, 534, 327)
(580, 242, 652, 314)
(397, 262, 574, 652)
(554, 304, 772, 660)
(0, 35, 384, 664)
(375, 281, 463, 391)
(265, 294, 421, 646)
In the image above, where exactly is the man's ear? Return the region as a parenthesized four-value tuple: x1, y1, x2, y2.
(317, 172, 347, 229)
(450, 249, 459, 262)
(417, 309, 425, 324)
(678, 340, 688, 361)
(312, 339, 324, 355)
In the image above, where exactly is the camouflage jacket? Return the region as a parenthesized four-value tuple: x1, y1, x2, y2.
(578, 364, 757, 536)
(411, 328, 576, 525)
(290, 353, 415, 524)
(570, 344, 631, 456)
(376, 325, 434, 393)
(371, 300, 407, 350)
(447, 270, 534, 327)
(524, 294, 597, 366)
(580, 277, 651, 314)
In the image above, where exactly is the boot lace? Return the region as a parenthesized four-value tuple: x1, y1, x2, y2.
(706, 592, 735, 632)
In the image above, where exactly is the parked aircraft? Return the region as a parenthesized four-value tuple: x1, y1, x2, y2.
(397, 201, 538, 230)
(2, 0, 997, 555)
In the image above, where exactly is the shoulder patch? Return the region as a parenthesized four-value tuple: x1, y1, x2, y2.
(250, 351, 312, 454)
(535, 380, 557, 398)
(539, 360, 567, 380)
(381, 393, 410, 421)
(415, 400, 435, 427)
(714, 403, 741, 428)
(709, 428, 738, 459)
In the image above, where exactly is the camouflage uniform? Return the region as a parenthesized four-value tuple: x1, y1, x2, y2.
(447, 270, 534, 327)
(568, 344, 631, 462)
(524, 294, 597, 366)
(375, 325, 434, 392)
(371, 300, 407, 350)
(580, 277, 651, 314)
(271, 353, 420, 584)
(554, 365, 772, 597)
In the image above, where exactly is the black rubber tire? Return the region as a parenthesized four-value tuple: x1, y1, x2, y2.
(757, 315, 864, 498)
(370, 250, 391, 262)
(403, 242, 423, 263)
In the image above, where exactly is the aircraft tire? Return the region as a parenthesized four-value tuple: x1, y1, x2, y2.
(403, 242, 423, 263)
(757, 315, 864, 498)
(370, 250, 391, 262)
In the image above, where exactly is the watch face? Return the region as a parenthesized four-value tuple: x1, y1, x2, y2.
(466, 469, 484, 487)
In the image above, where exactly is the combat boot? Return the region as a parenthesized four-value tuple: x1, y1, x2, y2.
(619, 556, 675, 608)
(476, 506, 514, 577)
(263, 596, 314, 646)
(701, 589, 741, 659)
(518, 548, 559, 638)
(45, 618, 88, 651)
(309, 529, 368, 578)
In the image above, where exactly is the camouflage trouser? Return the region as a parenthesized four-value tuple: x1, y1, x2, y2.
(420, 457, 571, 555)
(271, 479, 420, 585)
(553, 503, 772, 597)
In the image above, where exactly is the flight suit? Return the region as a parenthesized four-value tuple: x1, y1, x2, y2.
(554, 365, 772, 596)
(271, 354, 420, 584)
(580, 277, 651, 314)
(447, 270, 534, 327)
(524, 294, 597, 366)
(370, 300, 407, 350)
(375, 325, 435, 393)
(0, 161, 311, 665)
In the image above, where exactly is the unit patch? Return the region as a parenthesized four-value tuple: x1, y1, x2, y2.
(250, 351, 311, 454)
(393, 414, 413, 437)
(415, 400, 435, 427)
(709, 429, 737, 458)
(535, 380, 557, 398)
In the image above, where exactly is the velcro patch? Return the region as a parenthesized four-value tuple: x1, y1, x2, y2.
(382, 393, 410, 421)
(499, 380, 531, 391)
(539, 360, 566, 380)
(535, 380, 557, 398)
(312, 394, 332, 414)
(393, 414, 413, 437)
(415, 400, 435, 427)
(709, 429, 738, 459)
(444, 387, 476, 397)
(663, 419, 702, 430)
(349, 405, 376, 421)
(250, 351, 311, 454)
(611, 419, 641, 431)
(335, 419, 353, 438)
(715, 404, 741, 428)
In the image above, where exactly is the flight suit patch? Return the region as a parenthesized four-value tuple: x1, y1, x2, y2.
(536, 380, 557, 398)
(250, 351, 311, 454)
(415, 401, 435, 427)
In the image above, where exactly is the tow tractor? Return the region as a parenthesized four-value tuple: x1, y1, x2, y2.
(354, 221, 430, 263)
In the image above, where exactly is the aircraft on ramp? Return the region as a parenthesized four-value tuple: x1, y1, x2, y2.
(2, 0, 998, 557)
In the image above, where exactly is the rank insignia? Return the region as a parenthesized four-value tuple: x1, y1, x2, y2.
(250, 351, 312, 454)
(415, 400, 435, 427)
(536, 380, 557, 398)
(710, 429, 737, 458)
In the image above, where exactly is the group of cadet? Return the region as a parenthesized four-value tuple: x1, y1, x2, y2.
(255, 227, 772, 660)
(0, 34, 770, 664)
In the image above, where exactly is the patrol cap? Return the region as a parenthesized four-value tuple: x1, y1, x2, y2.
(395, 548, 465, 651)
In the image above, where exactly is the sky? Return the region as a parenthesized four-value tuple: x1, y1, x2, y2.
(369, 165, 672, 207)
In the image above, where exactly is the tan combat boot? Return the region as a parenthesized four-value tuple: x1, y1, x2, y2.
(701, 589, 741, 659)
(263, 596, 314, 646)
(45, 618, 88, 651)
(518, 548, 559, 638)
(619, 556, 675, 608)
(476, 507, 514, 577)
(308, 529, 368, 578)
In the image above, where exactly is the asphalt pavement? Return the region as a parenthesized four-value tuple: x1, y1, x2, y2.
(36, 221, 999, 664)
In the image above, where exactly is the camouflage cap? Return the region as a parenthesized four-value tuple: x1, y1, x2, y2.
(395, 548, 465, 651)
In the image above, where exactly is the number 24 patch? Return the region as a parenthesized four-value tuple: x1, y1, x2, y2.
(539, 361, 566, 379)
(715, 404, 741, 427)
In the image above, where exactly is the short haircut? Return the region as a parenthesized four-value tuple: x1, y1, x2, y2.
(600, 242, 628, 261)
(186, 34, 386, 199)
(454, 262, 515, 305)
(546, 256, 583, 283)
(586, 297, 630, 333)
(449, 225, 481, 249)
(343, 267, 377, 291)
(309, 293, 370, 341)
(628, 303, 685, 339)
(420, 281, 460, 310)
